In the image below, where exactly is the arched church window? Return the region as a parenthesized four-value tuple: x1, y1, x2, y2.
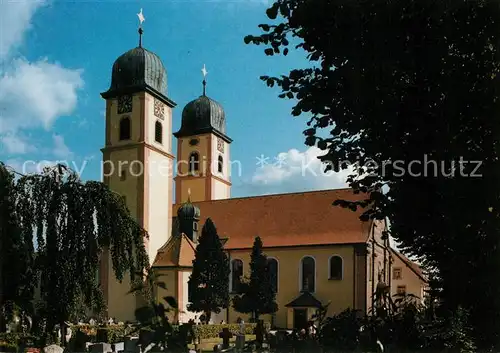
(119, 117, 131, 141)
(329, 255, 343, 280)
(231, 259, 243, 293)
(155, 121, 163, 144)
(300, 256, 315, 293)
(218, 155, 223, 173)
(267, 258, 279, 293)
(189, 152, 200, 173)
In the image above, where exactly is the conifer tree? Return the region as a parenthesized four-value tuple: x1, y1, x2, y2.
(187, 218, 230, 324)
(233, 236, 277, 321)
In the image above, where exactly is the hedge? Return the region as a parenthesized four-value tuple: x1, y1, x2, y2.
(68, 322, 271, 342)
(0, 341, 17, 352)
(192, 323, 271, 340)
(69, 324, 136, 344)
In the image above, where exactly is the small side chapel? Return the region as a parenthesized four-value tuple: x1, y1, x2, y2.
(99, 19, 427, 329)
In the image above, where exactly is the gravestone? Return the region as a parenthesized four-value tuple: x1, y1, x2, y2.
(89, 342, 113, 353)
(96, 328, 108, 343)
(113, 342, 124, 352)
(123, 337, 139, 353)
(43, 345, 63, 353)
(218, 328, 233, 349)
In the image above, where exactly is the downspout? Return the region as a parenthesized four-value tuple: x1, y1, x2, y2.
(227, 250, 231, 323)
(371, 222, 376, 312)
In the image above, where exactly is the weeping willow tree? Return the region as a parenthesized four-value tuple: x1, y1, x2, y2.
(0, 163, 36, 333)
(0, 162, 149, 342)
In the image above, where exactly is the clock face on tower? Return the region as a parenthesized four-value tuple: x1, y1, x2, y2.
(118, 95, 133, 114)
(154, 99, 165, 120)
(217, 138, 224, 153)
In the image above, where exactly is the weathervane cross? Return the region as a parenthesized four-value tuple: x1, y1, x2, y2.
(201, 64, 208, 95)
(137, 8, 145, 26)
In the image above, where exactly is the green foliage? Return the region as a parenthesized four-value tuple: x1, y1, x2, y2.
(245, 0, 500, 349)
(68, 324, 135, 344)
(232, 237, 277, 320)
(187, 218, 230, 323)
(317, 308, 364, 352)
(129, 269, 189, 352)
(0, 164, 36, 331)
(191, 323, 269, 340)
(0, 163, 149, 342)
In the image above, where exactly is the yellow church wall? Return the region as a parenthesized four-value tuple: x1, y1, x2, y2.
(366, 221, 391, 313)
(390, 254, 426, 304)
(227, 245, 361, 329)
(176, 134, 210, 177)
(155, 268, 178, 323)
(180, 270, 198, 323)
(210, 134, 231, 179)
(146, 149, 173, 263)
(107, 94, 143, 145)
(102, 147, 140, 322)
(144, 95, 173, 152)
(212, 179, 230, 200)
(180, 178, 206, 203)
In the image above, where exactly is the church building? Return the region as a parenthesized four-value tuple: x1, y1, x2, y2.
(99, 23, 427, 329)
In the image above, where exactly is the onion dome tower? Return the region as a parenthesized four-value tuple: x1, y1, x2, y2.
(177, 190, 201, 242)
(173, 65, 232, 204)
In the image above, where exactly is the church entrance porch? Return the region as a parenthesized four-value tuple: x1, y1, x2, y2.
(293, 309, 308, 330)
(284, 292, 323, 330)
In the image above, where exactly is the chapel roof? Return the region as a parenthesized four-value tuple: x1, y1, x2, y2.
(172, 188, 372, 250)
(153, 232, 196, 268)
(285, 292, 323, 308)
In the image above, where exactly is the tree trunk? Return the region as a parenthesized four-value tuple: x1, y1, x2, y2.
(205, 311, 211, 324)
(60, 321, 67, 347)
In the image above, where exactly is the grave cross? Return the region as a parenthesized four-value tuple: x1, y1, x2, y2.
(218, 328, 233, 349)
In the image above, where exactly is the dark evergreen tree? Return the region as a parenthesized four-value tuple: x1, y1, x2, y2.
(0, 163, 36, 332)
(233, 236, 277, 321)
(1, 163, 149, 344)
(244, 0, 500, 349)
(187, 218, 230, 323)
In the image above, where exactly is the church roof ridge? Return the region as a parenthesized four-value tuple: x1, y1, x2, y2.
(173, 187, 357, 207)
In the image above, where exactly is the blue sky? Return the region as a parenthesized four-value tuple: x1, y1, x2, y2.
(0, 0, 349, 197)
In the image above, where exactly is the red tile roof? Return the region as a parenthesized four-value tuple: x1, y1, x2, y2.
(153, 233, 196, 267)
(173, 188, 371, 250)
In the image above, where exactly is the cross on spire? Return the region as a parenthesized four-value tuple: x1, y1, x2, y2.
(137, 8, 145, 47)
(201, 64, 208, 96)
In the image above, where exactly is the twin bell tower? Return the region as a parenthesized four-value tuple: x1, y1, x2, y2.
(99, 9, 232, 321)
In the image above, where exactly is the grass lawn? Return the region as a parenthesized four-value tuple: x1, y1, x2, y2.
(188, 334, 256, 351)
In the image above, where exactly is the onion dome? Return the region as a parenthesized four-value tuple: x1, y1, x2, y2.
(101, 47, 167, 98)
(177, 198, 201, 220)
(173, 73, 232, 142)
(101, 26, 174, 107)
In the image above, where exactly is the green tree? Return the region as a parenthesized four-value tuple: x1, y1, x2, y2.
(4, 163, 149, 345)
(244, 0, 500, 349)
(187, 218, 230, 324)
(232, 236, 277, 321)
(0, 163, 36, 332)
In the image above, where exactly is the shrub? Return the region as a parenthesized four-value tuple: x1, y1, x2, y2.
(192, 323, 270, 340)
(69, 324, 135, 344)
(0, 341, 18, 352)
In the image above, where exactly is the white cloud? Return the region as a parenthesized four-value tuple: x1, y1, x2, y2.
(0, 1, 84, 159)
(0, 0, 46, 61)
(0, 58, 84, 132)
(244, 147, 353, 195)
(1, 133, 33, 154)
(52, 134, 73, 158)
